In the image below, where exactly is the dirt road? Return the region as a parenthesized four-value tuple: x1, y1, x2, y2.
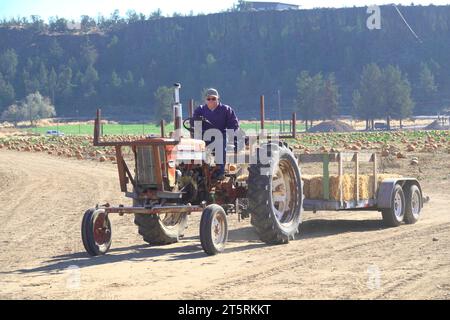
(0, 150, 449, 299)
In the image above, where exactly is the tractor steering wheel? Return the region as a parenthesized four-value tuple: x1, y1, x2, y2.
(183, 116, 213, 133)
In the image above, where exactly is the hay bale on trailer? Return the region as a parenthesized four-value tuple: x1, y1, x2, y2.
(302, 174, 403, 201)
(301, 175, 321, 199)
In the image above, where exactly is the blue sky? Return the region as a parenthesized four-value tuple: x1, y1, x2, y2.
(0, 0, 449, 21)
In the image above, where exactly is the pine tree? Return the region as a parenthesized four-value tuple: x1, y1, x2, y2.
(48, 68, 58, 104)
(57, 66, 73, 99)
(416, 63, 438, 114)
(382, 65, 414, 129)
(0, 49, 18, 81)
(38, 63, 49, 96)
(110, 71, 121, 88)
(318, 74, 339, 120)
(0, 72, 15, 111)
(154, 86, 174, 123)
(352, 63, 384, 129)
(80, 41, 98, 68)
(82, 65, 99, 97)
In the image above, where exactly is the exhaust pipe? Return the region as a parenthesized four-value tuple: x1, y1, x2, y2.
(173, 83, 183, 140)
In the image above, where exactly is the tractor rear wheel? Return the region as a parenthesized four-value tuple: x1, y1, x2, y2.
(134, 212, 188, 245)
(248, 144, 303, 244)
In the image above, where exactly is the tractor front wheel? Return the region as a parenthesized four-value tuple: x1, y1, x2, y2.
(200, 204, 228, 255)
(81, 208, 112, 256)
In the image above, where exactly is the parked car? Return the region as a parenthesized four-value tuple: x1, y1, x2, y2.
(374, 122, 388, 130)
(46, 130, 65, 136)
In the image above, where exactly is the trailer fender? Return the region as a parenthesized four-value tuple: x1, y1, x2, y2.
(377, 178, 423, 209)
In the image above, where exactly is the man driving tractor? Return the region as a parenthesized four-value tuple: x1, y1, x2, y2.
(192, 88, 240, 180)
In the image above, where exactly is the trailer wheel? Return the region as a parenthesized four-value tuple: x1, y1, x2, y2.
(200, 204, 228, 255)
(404, 185, 422, 224)
(134, 212, 188, 246)
(81, 208, 112, 256)
(248, 144, 303, 244)
(381, 184, 405, 227)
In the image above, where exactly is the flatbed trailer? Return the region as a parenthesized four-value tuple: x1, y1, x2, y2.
(296, 152, 427, 226)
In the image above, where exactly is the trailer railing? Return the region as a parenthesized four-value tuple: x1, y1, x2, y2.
(296, 152, 378, 210)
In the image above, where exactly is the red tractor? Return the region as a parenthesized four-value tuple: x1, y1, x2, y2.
(81, 84, 303, 256)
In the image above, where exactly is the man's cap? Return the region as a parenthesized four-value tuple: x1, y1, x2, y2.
(205, 88, 219, 98)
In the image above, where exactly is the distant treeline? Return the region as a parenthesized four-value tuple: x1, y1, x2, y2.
(0, 5, 449, 122)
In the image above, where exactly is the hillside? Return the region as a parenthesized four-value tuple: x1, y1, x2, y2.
(0, 5, 449, 120)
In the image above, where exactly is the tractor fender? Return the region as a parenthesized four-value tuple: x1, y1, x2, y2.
(377, 178, 423, 209)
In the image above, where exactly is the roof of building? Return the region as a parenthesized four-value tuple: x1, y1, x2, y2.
(245, 1, 299, 7)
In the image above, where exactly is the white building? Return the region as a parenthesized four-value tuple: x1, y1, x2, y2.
(244, 1, 299, 11)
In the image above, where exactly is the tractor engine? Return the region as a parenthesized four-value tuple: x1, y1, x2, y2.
(176, 161, 248, 210)
(177, 163, 209, 204)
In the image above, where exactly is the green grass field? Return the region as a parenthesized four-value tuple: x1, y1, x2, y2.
(24, 121, 305, 136)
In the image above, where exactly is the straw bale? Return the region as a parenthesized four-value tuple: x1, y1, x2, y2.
(301, 174, 403, 201)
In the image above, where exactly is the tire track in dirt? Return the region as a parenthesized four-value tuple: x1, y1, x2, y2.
(0, 151, 125, 271)
(184, 221, 450, 299)
(0, 149, 448, 299)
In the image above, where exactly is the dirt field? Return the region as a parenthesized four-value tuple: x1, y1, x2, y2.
(0, 149, 449, 300)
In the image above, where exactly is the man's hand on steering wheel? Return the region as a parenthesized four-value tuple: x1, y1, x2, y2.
(183, 116, 213, 133)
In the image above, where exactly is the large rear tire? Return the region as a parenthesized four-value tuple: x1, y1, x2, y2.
(133, 197, 188, 245)
(248, 144, 303, 244)
(381, 184, 405, 227)
(134, 212, 188, 245)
